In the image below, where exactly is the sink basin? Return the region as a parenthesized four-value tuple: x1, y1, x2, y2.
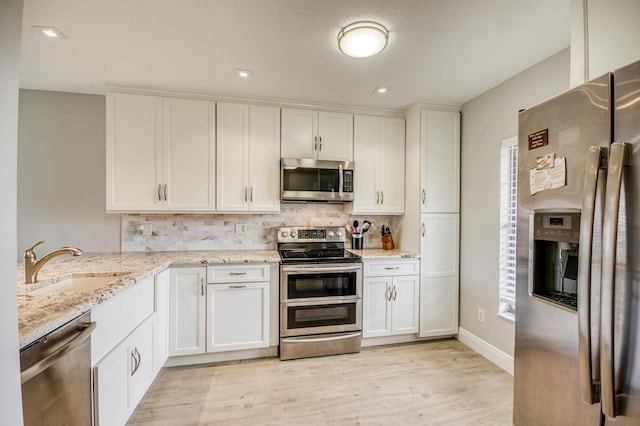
(31, 274, 131, 295)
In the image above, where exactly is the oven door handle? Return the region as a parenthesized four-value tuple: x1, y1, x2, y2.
(282, 332, 361, 343)
(282, 265, 361, 273)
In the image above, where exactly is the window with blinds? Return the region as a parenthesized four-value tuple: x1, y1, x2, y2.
(499, 136, 518, 320)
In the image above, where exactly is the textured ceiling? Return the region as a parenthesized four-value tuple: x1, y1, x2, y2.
(20, 0, 571, 110)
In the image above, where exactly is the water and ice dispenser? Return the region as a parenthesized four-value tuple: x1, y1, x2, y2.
(532, 212, 580, 310)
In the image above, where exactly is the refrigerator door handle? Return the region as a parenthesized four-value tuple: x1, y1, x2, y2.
(600, 142, 630, 418)
(578, 146, 603, 405)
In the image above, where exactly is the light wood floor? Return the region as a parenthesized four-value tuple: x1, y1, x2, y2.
(128, 339, 513, 425)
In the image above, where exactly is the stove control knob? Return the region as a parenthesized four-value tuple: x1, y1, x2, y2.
(336, 231, 343, 237)
(280, 231, 289, 238)
(290, 231, 297, 238)
(328, 231, 335, 238)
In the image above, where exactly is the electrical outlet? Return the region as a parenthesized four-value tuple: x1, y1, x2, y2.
(235, 223, 247, 234)
(477, 308, 485, 323)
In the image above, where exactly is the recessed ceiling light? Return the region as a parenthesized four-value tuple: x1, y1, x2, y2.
(33, 26, 67, 39)
(338, 21, 389, 58)
(373, 86, 390, 94)
(234, 69, 253, 79)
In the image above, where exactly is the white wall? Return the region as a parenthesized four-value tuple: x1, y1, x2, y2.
(459, 49, 570, 358)
(0, 0, 25, 423)
(17, 90, 121, 260)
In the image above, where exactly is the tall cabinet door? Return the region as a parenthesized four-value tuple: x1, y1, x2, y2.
(318, 111, 353, 161)
(163, 97, 216, 211)
(281, 108, 317, 159)
(420, 213, 459, 337)
(169, 267, 206, 356)
(421, 110, 460, 213)
(353, 115, 381, 212)
(216, 102, 250, 211)
(248, 105, 280, 212)
(379, 117, 406, 214)
(106, 93, 163, 211)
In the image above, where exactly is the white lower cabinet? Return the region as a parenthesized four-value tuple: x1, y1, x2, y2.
(363, 259, 420, 338)
(169, 267, 207, 356)
(206, 281, 269, 352)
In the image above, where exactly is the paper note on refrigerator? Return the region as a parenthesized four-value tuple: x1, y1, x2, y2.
(530, 157, 566, 195)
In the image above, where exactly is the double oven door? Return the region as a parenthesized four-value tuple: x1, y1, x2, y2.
(280, 263, 362, 337)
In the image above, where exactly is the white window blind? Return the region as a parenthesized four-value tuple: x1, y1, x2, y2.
(499, 136, 518, 319)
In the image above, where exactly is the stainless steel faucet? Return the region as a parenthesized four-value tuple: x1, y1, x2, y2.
(24, 240, 83, 284)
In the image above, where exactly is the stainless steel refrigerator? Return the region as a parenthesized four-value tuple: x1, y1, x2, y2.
(514, 59, 640, 424)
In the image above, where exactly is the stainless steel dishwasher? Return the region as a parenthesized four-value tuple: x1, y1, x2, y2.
(20, 312, 96, 426)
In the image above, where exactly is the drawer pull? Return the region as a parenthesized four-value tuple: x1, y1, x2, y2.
(229, 272, 247, 276)
(384, 266, 400, 270)
(230, 284, 247, 289)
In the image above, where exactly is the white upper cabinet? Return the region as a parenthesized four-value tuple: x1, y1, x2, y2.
(351, 115, 405, 214)
(106, 93, 215, 212)
(216, 103, 280, 212)
(281, 108, 353, 161)
(421, 110, 460, 213)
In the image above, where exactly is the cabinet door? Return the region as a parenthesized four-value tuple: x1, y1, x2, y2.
(318, 111, 353, 161)
(206, 282, 269, 352)
(391, 275, 419, 335)
(169, 267, 206, 356)
(127, 317, 155, 409)
(352, 115, 380, 213)
(281, 108, 317, 159)
(94, 344, 129, 426)
(378, 117, 405, 214)
(153, 269, 170, 372)
(419, 214, 459, 337)
(163, 97, 216, 211)
(363, 276, 392, 338)
(421, 110, 460, 213)
(248, 105, 281, 212)
(106, 93, 163, 211)
(216, 102, 249, 211)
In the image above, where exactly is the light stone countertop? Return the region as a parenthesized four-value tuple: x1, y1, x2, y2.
(17, 250, 280, 349)
(346, 248, 420, 259)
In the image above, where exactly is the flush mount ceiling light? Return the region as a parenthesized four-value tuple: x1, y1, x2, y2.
(234, 68, 253, 79)
(373, 86, 391, 94)
(338, 21, 388, 58)
(33, 26, 67, 39)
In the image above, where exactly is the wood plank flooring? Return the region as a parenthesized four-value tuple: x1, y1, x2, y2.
(128, 339, 513, 425)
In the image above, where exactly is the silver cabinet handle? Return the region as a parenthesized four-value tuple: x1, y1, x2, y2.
(578, 146, 603, 405)
(21, 322, 96, 384)
(422, 189, 426, 204)
(157, 184, 162, 202)
(600, 142, 629, 418)
(229, 272, 247, 276)
(384, 266, 400, 270)
(376, 191, 380, 204)
(380, 191, 384, 204)
(131, 347, 141, 376)
(319, 136, 322, 151)
(200, 278, 204, 296)
(392, 286, 397, 301)
(163, 184, 168, 201)
(250, 186, 254, 202)
(421, 223, 425, 237)
(244, 187, 247, 203)
(386, 286, 392, 301)
(314, 136, 318, 151)
(229, 284, 247, 289)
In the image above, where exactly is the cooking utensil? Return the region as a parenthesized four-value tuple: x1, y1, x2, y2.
(353, 220, 359, 231)
(361, 221, 371, 234)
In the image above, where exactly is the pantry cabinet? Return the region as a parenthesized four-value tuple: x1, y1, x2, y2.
(362, 259, 420, 338)
(351, 115, 405, 214)
(169, 267, 207, 356)
(419, 214, 459, 337)
(106, 93, 215, 212)
(281, 108, 353, 161)
(216, 103, 280, 212)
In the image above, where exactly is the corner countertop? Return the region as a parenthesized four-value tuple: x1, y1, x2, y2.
(17, 250, 280, 349)
(346, 248, 420, 259)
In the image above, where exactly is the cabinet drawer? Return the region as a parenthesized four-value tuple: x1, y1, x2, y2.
(207, 264, 270, 283)
(364, 259, 420, 277)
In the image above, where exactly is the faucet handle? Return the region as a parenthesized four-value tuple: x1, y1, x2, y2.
(25, 240, 45, 257)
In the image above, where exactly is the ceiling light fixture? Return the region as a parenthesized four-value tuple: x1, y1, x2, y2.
(234, 68, 253, 79)
(373, 86, 390, 94)
(338, 21, 389, 58)
(33, 26, 67, 39)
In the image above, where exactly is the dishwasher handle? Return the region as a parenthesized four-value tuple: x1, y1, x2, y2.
(21, 321, 96, 384)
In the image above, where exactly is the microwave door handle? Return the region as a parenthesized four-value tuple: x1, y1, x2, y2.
(600, 142, 629, 419)
(339, 164, 344, 198)
(577, 146, 602, 405)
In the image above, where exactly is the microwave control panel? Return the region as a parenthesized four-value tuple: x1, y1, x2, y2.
(343, 170, 353, 192)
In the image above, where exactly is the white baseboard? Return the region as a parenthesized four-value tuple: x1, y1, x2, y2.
(456, 327, 513, 375)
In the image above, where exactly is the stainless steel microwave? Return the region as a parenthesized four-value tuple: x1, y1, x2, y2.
(281, 158, 354, 202)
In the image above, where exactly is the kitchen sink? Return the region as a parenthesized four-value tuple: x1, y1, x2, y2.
(30, 273, 132, 295)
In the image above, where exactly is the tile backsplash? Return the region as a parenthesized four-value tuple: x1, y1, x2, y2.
(122, 204, 398, 252)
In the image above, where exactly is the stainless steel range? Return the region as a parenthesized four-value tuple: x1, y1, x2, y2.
(278, 226, 362, 360)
